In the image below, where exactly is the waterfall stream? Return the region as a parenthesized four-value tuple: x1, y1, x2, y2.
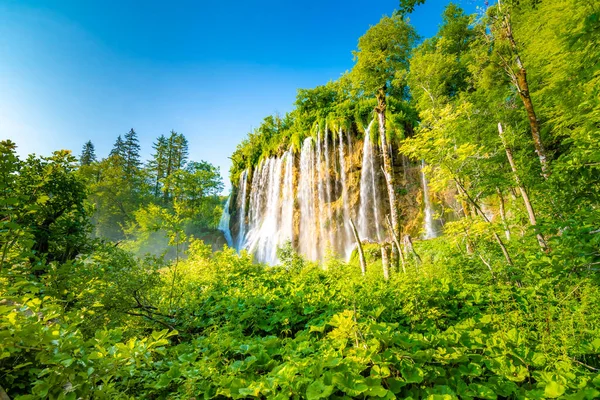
(218, 195, 233, 247)
(357, 120, 383, 241)
(236, 169, 248, 250)
(421, 160, 439, 239)
(339, 127, 353, 258)
(298, 138, 319, 260)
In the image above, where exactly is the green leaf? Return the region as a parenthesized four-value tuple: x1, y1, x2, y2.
(592, 374, 600, 388)
(468, 383, 497, 399)
(306, 379, 334, 400)
(387, 378, 406, 394)
(401, 365, 424, 383)
(544, 381, 566, 398)
(333, 373, 369, 396)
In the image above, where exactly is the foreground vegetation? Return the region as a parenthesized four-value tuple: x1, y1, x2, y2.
(2, 210, 600, 398)
(1, 135, 599, 398)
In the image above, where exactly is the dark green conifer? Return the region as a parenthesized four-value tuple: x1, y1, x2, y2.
(80, 140, 97, 166)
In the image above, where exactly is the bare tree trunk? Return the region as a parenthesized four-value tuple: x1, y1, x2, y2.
(349, 218, 366, 275)
(493, 231, 513, 266)
(375, 88, 400, 252)
(455, 178, 514, 265)
(478, 253, 495, 278)
(498, 6, 549, 178)
(498, 123, 547, 250)
(403, 234, 422, 269)
(496, 187, 511, 241)
(381, 243, 390, 280)
(386, 215, 406, 273)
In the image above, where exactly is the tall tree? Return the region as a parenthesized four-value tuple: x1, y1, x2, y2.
(487, 1, 549, 178)
(162, 130, 189, 202)
(350, 14, 417, 248)
(123, 129, 142, 179)
(149, 135, 169, 199)
(171, 132, 189, 171)
(109, 135, 126, 160)
(80, 141, 97, 166)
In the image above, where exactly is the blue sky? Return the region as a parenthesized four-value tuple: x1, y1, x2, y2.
(0, 0, 478, 189)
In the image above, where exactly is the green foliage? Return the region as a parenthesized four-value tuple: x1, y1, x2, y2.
(79, 140, 96, 166)
(350, 13, 417, 99)
(3, 234, 599, 398)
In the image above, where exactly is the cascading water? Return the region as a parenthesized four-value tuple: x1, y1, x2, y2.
(298, 138, 319, 260)
(279, 150, 294, 244)
(323, 126, 334, 250)
(242, 158, 285, 264)
(218, 195, 233, 247)
(316, 129, 328, 255)
(338, 127, 353, 258)
(228, 125, 395, 264)
(236, 169, 248, 250)
(357, 120, 383, 241)
(421, 160, 439, 239)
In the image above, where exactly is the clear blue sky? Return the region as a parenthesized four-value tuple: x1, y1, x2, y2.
(0, 0, 478, 190)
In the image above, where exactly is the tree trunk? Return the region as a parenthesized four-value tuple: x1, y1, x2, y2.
(386, 215, 406, 273)
(403, 234, 421, 269)
(455, 178, 514, 266)
(375, 88, 400, 251)
(496, 187, 511, 241)
(498, 123, 547, 250)
(501, 10, 549, 178)
(349, 218, 366, 275)
(493, 231, 513, 266)
(381, 243, 390, 280)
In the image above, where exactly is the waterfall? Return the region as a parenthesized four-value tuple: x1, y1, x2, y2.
(338, 127, 353, 258)
(244, 159, 266, 250)
(280, 150, 294, 244)
(316, 129, 328, 254)
(298, 138, 319, 260)
(421, 160, 439, 239)
(242, 157, 286, 264)
(218, 195, 233, 247)
(357, 120, 383, 241)
(231, 124, 394, 264)
(236, 169, 248, 250)
(323, 125, 334, 251)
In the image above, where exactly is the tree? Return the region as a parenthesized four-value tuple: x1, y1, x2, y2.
(109, 135, 126, 160)
(350, 14, 417, 252)
(80, 141, 97, 166)
(162, 130, 189, 203)
(486, 1, 550, 178)
(11, 149, 90, 263)
(123, 128, 142, 179)
(164, 161, 223, 221)
(148, 135, 169, 199)
(171, 132, 189, 171)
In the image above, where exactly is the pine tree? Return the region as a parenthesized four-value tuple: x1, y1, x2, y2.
(109, 135, 126, 160)
(149, 135, 169, 199)
(123, 128, 141, 178)
(161, 130, 189, 202)
(80, 140, 97, 166)
(172, 132, 189, 171)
